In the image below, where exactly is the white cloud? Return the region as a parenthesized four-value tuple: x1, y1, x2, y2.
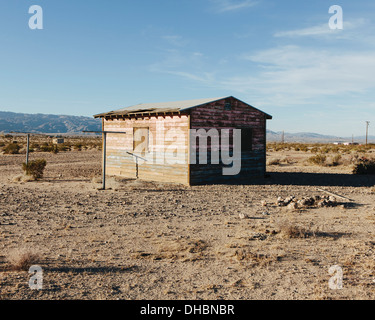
(163, 71, 214, 83)
(152, 45, 375, 109)
(226, 45, 375, 106)
(274, 19, 366, 39)
(274, 24, 335, 38)
(150, 18, 375, 113)
(148, 43, 375, 135)
(210, 0, 258, 13)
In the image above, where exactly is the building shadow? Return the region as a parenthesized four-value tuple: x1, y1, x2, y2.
(111, 172, 374, 189)
(262, 172, 375, 187)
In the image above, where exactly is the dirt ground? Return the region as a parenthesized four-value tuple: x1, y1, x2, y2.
(1, 149, 375, 300)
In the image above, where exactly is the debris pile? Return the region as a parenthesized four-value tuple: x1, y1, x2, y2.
(276, 195, 340, 209)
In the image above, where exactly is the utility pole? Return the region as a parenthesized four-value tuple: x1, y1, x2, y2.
(26, 133, 30, 165)
(366, 121, 370, 145)
(11, 131, 31, 165)
(281, 131, 285, 144)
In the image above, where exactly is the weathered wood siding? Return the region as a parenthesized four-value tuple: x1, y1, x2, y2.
(103, 115, 190, 185)
(189, 97, 267, 185)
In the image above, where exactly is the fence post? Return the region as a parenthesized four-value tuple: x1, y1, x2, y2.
(26, 134, 30, 165)
(102, 132, 107, 190)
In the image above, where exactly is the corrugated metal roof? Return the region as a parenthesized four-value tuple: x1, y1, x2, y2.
(94, 96, 272, 119)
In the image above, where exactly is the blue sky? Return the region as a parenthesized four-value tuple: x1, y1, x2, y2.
(0, 0, 374, 136)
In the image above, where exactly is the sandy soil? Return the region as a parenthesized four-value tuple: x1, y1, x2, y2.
(1, 149, 375, 300)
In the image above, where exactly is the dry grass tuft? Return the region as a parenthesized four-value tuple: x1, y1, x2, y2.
(12, 174, 36, 183)
(132, 239, 209, 262)
(7, 249, 41, 271)
(12, 174, 23, 182)
(91, 176, 102, 184)
(267, 158, 281, 166)
(278, 221, 315, 239)
(233, 249, 280, 267)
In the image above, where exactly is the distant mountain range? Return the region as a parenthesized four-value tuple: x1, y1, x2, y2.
(267, 130, 375, 143)
(0, 111, 373, 142)
(0, 111, 101, 134)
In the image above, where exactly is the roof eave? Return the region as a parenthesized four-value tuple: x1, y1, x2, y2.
(94, 110, 186, 119)
(94, 96, 273, 119)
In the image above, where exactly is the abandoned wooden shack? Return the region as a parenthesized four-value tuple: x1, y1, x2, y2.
(94, 96, 272, 185)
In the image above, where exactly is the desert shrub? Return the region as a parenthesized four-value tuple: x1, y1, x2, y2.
(308, 154, 327, 166)
(40, 143, 50, 152)
(330, 154, 342, 166)
(73, 143, 83, 151)
(22, 159, 47, 179)
(38, 143, 58, 153)
(353, 157, 375, 175)
(289, 143, 308, 152)
(57, 143, 69, 152)
(30, 143, 41, 152)
(273, 143, 289, 151)
(4, 143, 21, 154)
(320, 146, 331, 154)
(310, 147, 319, 153)
(266, 143, 275, 152)
(350, 154, 360, 163)
(331, 146, 340, 153)
(86, 139, 102, 150)
(39, 143, 54, 152)
(51, 144, 59, 154)
(355, 148, 367, 153)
